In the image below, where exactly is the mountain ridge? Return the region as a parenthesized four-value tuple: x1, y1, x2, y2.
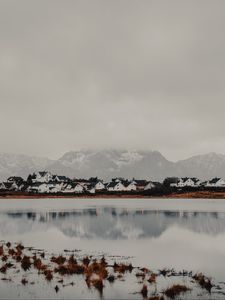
(0, 150, 225, 181)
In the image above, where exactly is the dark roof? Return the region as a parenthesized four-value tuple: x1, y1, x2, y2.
(107, 182, 123, 188)
(7, 176, 24, 182)
(38, 171, 49, 176)
(3, 182, 15, 189)
(53, 175, 70, 181)
(209, 177, 221, 184)
(133, 180, 147, 186)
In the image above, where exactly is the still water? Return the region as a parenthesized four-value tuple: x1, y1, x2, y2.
(0, 198, 225, 299)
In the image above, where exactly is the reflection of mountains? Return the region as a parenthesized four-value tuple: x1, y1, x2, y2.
(3, 208, 225, 239)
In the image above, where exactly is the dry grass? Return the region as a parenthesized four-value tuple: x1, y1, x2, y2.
(113, 262, 133, 273)
(148, 296, 164, 300)
(21, 256, 32, 271)
(148, 273, 157, 284)
(141, 284, 148, 298)
(193, 273, 213, 292)
(164, 284, 189, 299)
(0, 246, 4, 256)
(51, 255, 66, 265)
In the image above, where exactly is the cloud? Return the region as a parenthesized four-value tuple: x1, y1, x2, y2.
(0, 0, 225, 160)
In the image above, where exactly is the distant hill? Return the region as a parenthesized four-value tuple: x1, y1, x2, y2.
(1, 150, 225, 181)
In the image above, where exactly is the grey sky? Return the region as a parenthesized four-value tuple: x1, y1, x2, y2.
(0, 0, 225, 161)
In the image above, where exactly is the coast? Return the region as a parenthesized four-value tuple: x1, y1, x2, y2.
(1, 191, 225, 199)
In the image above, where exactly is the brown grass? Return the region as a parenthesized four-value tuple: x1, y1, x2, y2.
(44, 269, 53, 281)
(91, 277, 104, 294)
(148, 273, 157, 284)
(164, 284, 189, 299)
(21, 256, 32, 271)
(192, 273, 213, 292)
(148, 296, 164, 300)
(141, 284, 148, 298)
(0, 264, 8, 273)
(51, 255, 66, 265)
(113, 262, 133, 273)
(21, 278, 28, 285)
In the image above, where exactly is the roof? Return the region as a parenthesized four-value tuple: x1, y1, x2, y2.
(208, 177, 222, 184)
(7, 176, 24, 182)
(38, 171, 50, 177)
(3, 182, 16, 189)
(107, 182, 124, 188)
(53, 175, 70, 181)
(133, 180, 147, 186)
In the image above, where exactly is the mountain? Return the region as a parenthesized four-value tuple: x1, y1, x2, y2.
(47, 150, 177, 181)
(0, 150, 225, 182)
(177, 152, 225, 180)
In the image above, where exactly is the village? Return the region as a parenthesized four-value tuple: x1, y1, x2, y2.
(0, 171, 225, 195)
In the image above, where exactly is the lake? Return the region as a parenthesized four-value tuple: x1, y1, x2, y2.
(0, 198, 225, 299)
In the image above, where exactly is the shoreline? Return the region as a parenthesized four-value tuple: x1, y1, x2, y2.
(1, 191, 225, 199)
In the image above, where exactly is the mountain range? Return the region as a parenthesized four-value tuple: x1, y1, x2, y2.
(0, 150, 225, 182)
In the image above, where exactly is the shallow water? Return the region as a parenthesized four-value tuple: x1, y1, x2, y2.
(0, 198, 225, 299)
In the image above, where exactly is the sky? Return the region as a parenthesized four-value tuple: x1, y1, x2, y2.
(0, 0, 225, 161)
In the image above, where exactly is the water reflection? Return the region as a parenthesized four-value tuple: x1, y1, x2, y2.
(1, 208, 225, 239)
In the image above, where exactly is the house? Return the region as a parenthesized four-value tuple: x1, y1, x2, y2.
(52, 175, 71, 183)
(26, 183, 50, 194)
(107, 181, 126, 192)
(88, 177, 105, 191)
(170, 177, 201, 188)
(132, 179, 148, 191)
(206, 178, 225, 187)
(48, 182, 64, 193)
(0, 182, 19, 191)
(85, 183, 96, 194)
(122, 180, 137, 191)
(0, 183, 6, 190)
(144, 181, 155, 190)
(27, 171, 53, 183)
(62, 183, 84, 193)
(7, 176, 24, 185)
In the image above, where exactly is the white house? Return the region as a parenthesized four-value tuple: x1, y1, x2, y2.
(0, 182, 18, 191)
(123, 181, 137, 191)
(52, 175, 71, 183)
(144, 181, 155, 190)
(206, 178, 225, 187)
(93, 181, 105, 191)
(48, 182, 64, 193)
(132, 180, 148, 191)
(62, 183, 84, 193)
(27, 183, 50, 193)
(30, 171, 53, 183)
(85, 184, 96, 194)
(171, 177, 201, 188)
(107, 181, 126, 192)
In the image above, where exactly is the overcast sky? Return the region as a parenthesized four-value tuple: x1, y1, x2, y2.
(0, 0, 225, 161)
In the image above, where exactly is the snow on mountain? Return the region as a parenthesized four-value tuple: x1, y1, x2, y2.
(1, 150, 225, 182)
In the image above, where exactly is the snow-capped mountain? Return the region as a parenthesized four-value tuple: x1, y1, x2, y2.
(1, 150, 225, 182)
